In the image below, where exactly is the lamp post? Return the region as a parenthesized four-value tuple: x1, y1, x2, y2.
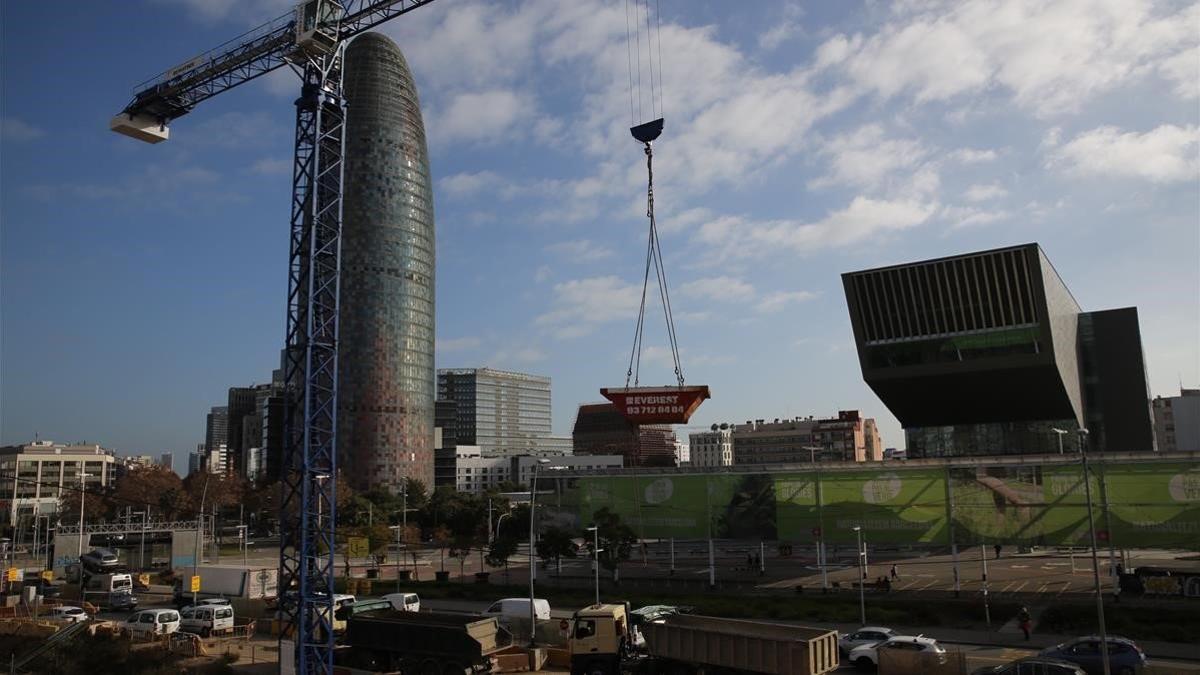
(528, 459, 550, 647)
(132, 510, 148, 570)
(586, 525, 602, 607)
(803, 445, 827, 591)
(1051, 427, 1068, 454)
(76, 473, 93, 559)
(1078, 428, 1110, 675)
(853, 526, 865, 626)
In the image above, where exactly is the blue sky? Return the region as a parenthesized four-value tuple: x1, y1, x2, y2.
(2, 0, 1198, 468)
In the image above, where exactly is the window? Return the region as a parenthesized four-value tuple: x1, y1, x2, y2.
(216, 608, 232, 619)
(181, 610, 194, 620)
(140, 614, 155, 624)
(575, 619, 596, 639)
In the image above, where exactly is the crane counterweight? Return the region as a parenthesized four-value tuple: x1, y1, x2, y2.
(109, 113, 169, 144)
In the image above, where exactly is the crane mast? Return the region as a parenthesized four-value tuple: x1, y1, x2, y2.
(110, 1, 438, 673)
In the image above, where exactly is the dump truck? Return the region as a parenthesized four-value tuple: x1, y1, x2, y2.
(565, 603, 838, 675)
(336, 601, 513, 673)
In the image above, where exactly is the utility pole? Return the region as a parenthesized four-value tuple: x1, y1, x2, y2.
(853, 526, 865, 626)
(1079, 428, 1110, 675)
(981, 544, 991, 627)
(76, 473, 92, 558)
(193, 475, 210, 608)
(587, 525, 602, 606)
(487, 499, 494, 545)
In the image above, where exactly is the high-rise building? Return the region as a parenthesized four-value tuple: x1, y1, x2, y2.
(689, 425, 734, 467)
(205, 406, 228, 458)
(338, 33, 436, 492)
(1153, 388, 1200, 452)
(437, 368, 552, 457)
(158, 452, 173, 471)
(572, 403, 677, 467)
(189, 445, 205, 475)
(433, 399, 458, 489)
(226, 387, 257, 473)
(842, 243, 1156, 456)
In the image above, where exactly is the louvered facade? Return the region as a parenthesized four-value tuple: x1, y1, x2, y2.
(843, 244, 1155, 457)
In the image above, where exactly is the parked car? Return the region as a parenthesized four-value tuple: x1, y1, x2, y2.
(839, 626, 897, 656)
(182, 598, 232, 611)
(123, 609, 181, 638)
(972, 656, 1087, 675)
(180, 604, 234, 637)
(80, 548, 119, 572)
(47, 606, 90, 624)
(484, 597, 551, 622)
(1039, 636, 1148, 675)
(848, 634, 946, 671)
(381, 592, 420, 613)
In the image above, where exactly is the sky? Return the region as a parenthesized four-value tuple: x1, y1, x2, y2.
(1, 0, 1198, 469)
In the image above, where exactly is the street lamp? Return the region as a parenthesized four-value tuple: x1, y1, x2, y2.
(1078, 428, 1111, 675)
(193, 474, 210, 607)
(76, 473, 93, 558)
(852, 525, 866, 626)
(131, 510, 148, 570)
(1051, 427, 1069, 454)
(803, 445, 828, 591)
(586, 525, 603, 607)
(528, 459, 550, 647)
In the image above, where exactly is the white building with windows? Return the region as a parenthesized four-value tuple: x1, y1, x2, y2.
(0, 441, 118, 525)
(689, 426, 734, 467)
(453, 446, 623, 495)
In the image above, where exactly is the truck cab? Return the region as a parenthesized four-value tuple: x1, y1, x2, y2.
(568, 604, 632, 675)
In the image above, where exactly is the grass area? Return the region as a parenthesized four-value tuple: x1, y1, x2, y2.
(361, 577, 1020, 631)
(1037, 604, 1199, 644)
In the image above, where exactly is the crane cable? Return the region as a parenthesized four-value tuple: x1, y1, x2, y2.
(624, 0, 682, 389)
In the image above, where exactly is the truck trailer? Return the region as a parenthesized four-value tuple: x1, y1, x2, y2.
(173, 565, 278, 606)
(339, 604, 513, 673)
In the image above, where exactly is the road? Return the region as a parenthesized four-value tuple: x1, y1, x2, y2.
(418, 598, 1200, 673)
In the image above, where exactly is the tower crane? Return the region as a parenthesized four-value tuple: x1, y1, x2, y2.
(110, 2, 438, 672)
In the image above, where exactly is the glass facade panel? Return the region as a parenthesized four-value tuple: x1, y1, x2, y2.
(338, 34, 435, 492)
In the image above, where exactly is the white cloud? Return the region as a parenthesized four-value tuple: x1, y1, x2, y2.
(438, 337, 482, 352)
(940, 205, 1011, 229)
(812, 125, 928, 190)
(545, 240, 615, 263)
(679, 276, 756, 303)
(659, 207, 713, 235)
(698, 197, 937, 256)
(1158, 46, 1200, 99)
(948, 148, 998, 163)
(535, 276, 641, 338)
(249, 157, 290, 176)
(431, 89, 535, 145)
(533, 265, 553, 283)
(758, 2, 805, 50)
(440, 171, 505, 198)
(824, 0, 1200, 116)
(1, 117, 44, 142)
(1048, 124, 1199, 183)
(755, 290, 817, 313)
(963, 183, 1008, 202)
(489, 345, 547, 365)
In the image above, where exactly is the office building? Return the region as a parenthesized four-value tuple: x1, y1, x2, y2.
(158, 452, 173, 471)
(689, 425, 734, 467)
(434, 400, 457, 489)
(205, 406, 228, 458)
(188, 446, 205, 475)
(437, 368, 552, 457)
(452, 446, 623, 495)
(0, 441, 117, 525)
(338, 33, 436, 492)
(864, 418, 883, 461)
(842, 243, 1156, 456)
(674, 440, 690, 466)
(572, 403, 677, 467)
(731, 411, 877, 464)
(1154, 388, 1200, 452)
(531, 435, 573, 456)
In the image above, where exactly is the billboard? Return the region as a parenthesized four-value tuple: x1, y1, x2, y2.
(545, 458, 1200, 550)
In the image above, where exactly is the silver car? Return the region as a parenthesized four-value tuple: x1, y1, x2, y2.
(839, 626, 897, 655)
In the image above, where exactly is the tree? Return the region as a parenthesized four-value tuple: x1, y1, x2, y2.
(448, 535, 474, 582)
(486, 535, 519, 582)
(57, 485, 114, 523)
(536, 526, 578, 570)
(585, 508, 637, 582)
(112, 466, 188, 520)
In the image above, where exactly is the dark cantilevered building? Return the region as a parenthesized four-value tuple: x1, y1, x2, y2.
(842, 243, 1154, 457)
(572, 403, 677, 467)
(337, 33, 435, 491)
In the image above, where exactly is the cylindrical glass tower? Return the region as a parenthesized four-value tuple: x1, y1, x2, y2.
(338, 32, 435, 492)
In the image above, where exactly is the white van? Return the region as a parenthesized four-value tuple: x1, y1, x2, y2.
(84, 572, 133, 594)
(381, 592, 420, 613)
(485, 598, 550, 621)
(180, 604, 234, 636)
(331, 594, 356, 634)
(123, 608, 181, 638)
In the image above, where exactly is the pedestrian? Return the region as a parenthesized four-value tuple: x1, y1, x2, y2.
(994, 543, 1002, 559)
(1017, 606, 1032, 641)
(890, 564, 899, 580)
(883, 576, 892, 593)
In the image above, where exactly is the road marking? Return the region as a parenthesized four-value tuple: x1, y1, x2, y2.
(1010, 564, 1030, 569)
(1000, 582, 1015, 594)
(1037, 584, 1049, 593)
(899, 580, 919, 590)
(1056, 582, 1071, 596)
(921, 580, 939, 590)
(1013, 581, 1028, 593)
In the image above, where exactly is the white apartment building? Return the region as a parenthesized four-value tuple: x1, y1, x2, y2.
(0, 441, 118, 525)
(453, 446, 623, 495)
(688, 426, 734, 467)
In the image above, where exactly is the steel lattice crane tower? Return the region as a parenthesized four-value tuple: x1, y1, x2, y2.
(110, 2, 437, 672)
